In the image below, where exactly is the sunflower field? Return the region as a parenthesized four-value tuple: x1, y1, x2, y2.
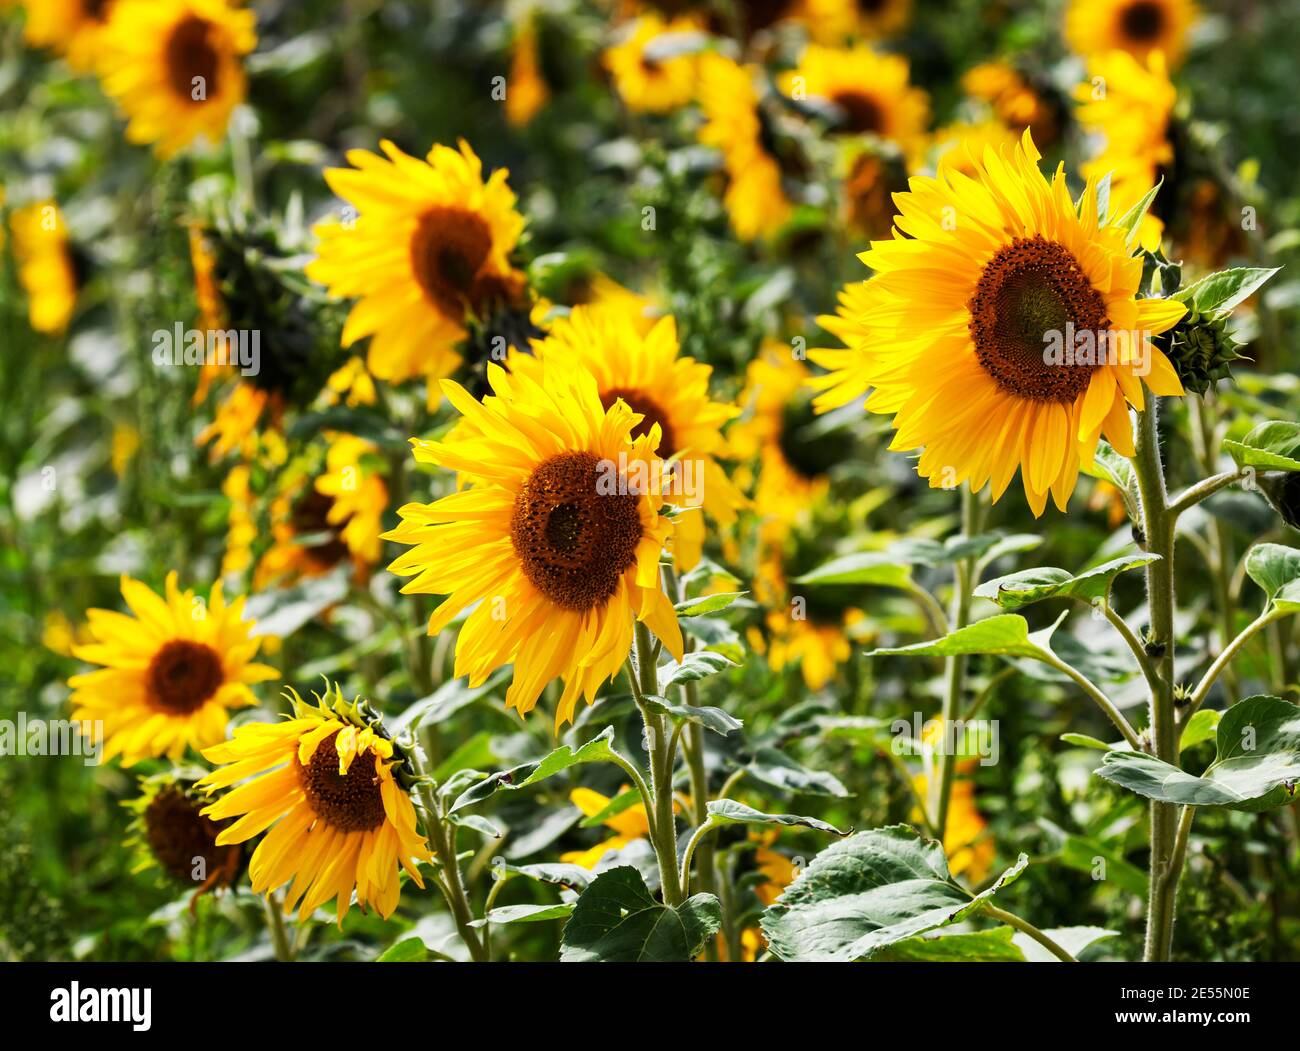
(4, 0, 1300, 988)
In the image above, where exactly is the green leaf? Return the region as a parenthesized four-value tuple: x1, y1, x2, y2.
(744, 747, 850, 797)
(450, 728, 619, 812)
(974, 555, 1159, 611)
(470, 902, 574, 928)
(376, 937, 427, 962)
(657, 650, 738, 691)
(389, 668, 509, 734)
(872, 926, 1026, 962)
(1113, 181, 1161, 242)
(578, 788, 642, 828)
(1095, 695, 1300, 811)
(559, 867, 721, 962)
(243, 569, 350, 639)
(643, 695, 742, 736)
(1223, 421, 1300, 473)
(433, 730, 496, 782)
(674, 591, 746, 617)
(500, 862, 593, 890)
(760, 825, 1028, 961)
(1245, 542, 1300, 612)
(1175, 266, 1280, 317)
(1015, 926, 1117, 962)
(1179, 709, 1222, 752)
(705, 798, 851, 836)
(1056, 832, 1148, 897)
(793, 551, 914, 589)
(868, 613, 1060, 661)
(1060, 732, 1114, 751)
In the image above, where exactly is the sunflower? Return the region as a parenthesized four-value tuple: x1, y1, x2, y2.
(221, 464, 257, 578)
(815, 129, 1187, 515)
(96, 0, 257, 158)
(807, 281, 876, 411)
(1065, 0, 1197, 65)
(749, 526, 865, 690)
(68, 572, 277, 765)
(126, 772, 243, 900)
(962, 61, 1060, 148)
(196, 684, 432, 923)
(9, 200, 78, 335)
(306, 140, 527, 398)
(604, 13, 702, 114)
(840, 147, 909, 241)
(912, 769, 994, 882)
(779, 44, 929, 164)
(697, 53, 794, 242)
(1074, 49, 1175, 251)
(507, 303, 745, 571)
(802, 0, 912, 42)
(18, 0, 118, 73)
(384, 363, 684, 728)
(732, 345, 853, 520)
(255, 435, 386, 588)
(560, 786, 652, 869)
(506, 15, 549, 127)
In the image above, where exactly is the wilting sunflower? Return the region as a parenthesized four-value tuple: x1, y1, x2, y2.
(385, 363, 684, 728)
(1065, 0, 1197, 65)
(698, 53, 794, 242)
(604, 13, 702, 114)
(9, 200, 78, 335)
(732, 345, 853, 520)
(69, 572, 277, 765)
(307, 140, 527, 397)
(802, 0, 912, 42)
(96, 0, 257, 158)
(1074, 49, 1175, 251)
(506, 15, 549, 127)
(126, 772, 243, 902)
(559, 786, 652, 869)
(816, 129, 1186, 515)
(507, 303, 745, 571)
(19, 0, 118, 73)
(196, 684, 432, 923)
(779, 44, 929, 165)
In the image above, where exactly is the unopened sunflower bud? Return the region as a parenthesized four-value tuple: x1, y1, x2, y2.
(1157, 309, 1248, 395)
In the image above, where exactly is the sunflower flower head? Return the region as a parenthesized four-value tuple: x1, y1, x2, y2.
(68, 572, 278, 765)
(196, 682, 431, 923)
(385, 362, 685, 729)
(306, 139, 527, 397)
(603, 13, 703, 114)
(96, 0, 257, 157)
(125, 770, 243, 901)
(1065, 0, 1197, 66)
(19, 0, 119, 73)
(815, 128, 1187, 515)
(9, 200, 79, 335)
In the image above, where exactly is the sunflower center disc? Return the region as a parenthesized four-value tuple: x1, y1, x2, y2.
(147, 639, 224, 714)
(410, 207, 493, 320)
(84, 0, 111, 21)
(833, 92, 885, 135)
(166, 17, 221, 103)
(602, 388, 677, 459)
(144, 786, 232, 882)
(510, 451, 644, 611)
(968, 235, 1110, 403)
(1120, 1, 1165, 42)
(297, 731, 387, 833)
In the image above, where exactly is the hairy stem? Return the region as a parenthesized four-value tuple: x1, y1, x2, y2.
(983, 904, 1078, 962)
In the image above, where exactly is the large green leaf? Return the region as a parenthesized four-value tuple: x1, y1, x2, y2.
(559, 867, 721, 962)
(657, 650, 738, 691)
(450, 729, 619, 812)
(389, 668, 510, 734)
(793, 551, 915, 588)
(705, 798, 851, 836)
(1223, 421, 1300, 473)
(1174, 266, 1280, 317)
(872, 926, 1026, 962)
(1095, 695, 1300, 811)
(974, 555, 1159, 612)
(470, 902, 574, 928)
(643, 694, 742, 736)
(743, 747, 850, 797)
(1245, 543, 1300, 612)
(760, 825, 1028, 961)
(868, 613, 1061, 661)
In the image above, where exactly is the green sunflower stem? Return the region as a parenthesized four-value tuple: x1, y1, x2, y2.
(1132, 393, 1181, 962)
(931, 484, 979, 840)
(412, 761, 487, 962)
(262, 893, 294, 962)
(634, 618, 685, 908)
